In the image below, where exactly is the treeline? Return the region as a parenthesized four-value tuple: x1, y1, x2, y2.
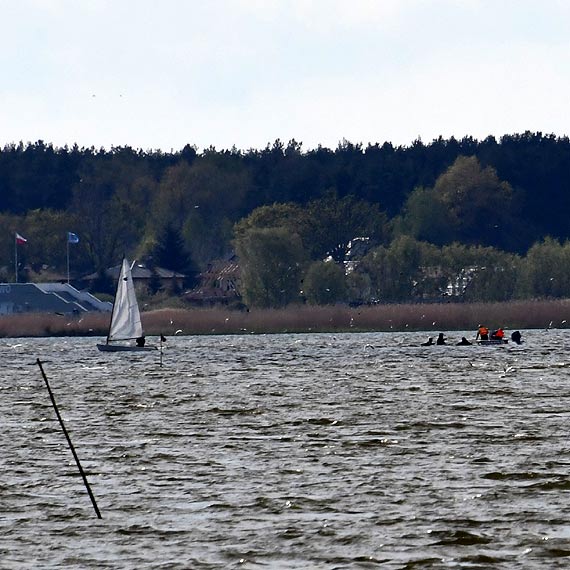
(233, 201, 570, 306)
(1, 132, 570, 306)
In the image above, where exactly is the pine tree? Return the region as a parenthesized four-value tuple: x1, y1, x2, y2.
(153, 225, 198, 287)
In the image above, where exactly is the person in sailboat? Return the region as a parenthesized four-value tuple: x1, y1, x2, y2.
(456, 336, 472, 345)
(421, 337, 434, 346)
(136, 335, 146, 347)
(436, 333, 447, 345)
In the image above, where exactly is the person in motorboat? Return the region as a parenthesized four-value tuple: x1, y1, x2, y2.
(511, 330, 522, 344)
(436, 333, 447, 345)
(491, 327, 505, 341)
(457, 337, 472, 345)
(421, 337, 434, 346)
(476, 325, 489, 341)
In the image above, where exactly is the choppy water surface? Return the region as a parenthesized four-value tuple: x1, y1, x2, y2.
(2, 330, 570, 569)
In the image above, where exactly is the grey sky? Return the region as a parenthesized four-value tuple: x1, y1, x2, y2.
(1, 0, 568, 152)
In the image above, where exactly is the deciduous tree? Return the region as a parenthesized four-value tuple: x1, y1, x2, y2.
(303, 261, 347, 305)
(235, 227, 306, 308)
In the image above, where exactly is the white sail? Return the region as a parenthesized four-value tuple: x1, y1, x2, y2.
(107, 258, 143, 342)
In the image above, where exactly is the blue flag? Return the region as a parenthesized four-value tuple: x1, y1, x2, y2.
(67, 232, 79, 244)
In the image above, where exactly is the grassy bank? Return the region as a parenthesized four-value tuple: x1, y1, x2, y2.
(1, 299, 569, 338)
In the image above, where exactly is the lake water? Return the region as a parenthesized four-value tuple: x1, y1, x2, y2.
(2, 329, 570, 569)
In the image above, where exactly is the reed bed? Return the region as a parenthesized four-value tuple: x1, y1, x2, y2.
(2, 299, 569, 338)
(141, 300, 570, 336)
(0, 312, 110, 338)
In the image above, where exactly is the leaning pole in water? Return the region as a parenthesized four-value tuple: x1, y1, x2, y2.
(36, 358, 102, 519)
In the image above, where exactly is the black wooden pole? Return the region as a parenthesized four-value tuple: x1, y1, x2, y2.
(36, 358, 102, 519)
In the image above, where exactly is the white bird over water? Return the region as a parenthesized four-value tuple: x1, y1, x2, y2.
(500, 364, 515, 377)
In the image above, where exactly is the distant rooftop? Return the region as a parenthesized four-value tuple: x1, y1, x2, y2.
(83, 263, 186, 281)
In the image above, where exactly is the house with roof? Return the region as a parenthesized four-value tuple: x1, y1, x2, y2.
(83, 262, 187, 293)
(0, 282, 111, 315)
(184, 255, 241, 306)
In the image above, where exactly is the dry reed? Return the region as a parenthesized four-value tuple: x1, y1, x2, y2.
(1, 299, 567, 338)
(0, 312, 109, 338)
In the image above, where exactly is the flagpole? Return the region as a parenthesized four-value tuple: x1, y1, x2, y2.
(14, 233, 18, 283)
(66, 233, 79, 283)
(67, 235, 70, 284)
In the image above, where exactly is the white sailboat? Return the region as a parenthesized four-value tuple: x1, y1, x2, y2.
(97, 258, 156, 352)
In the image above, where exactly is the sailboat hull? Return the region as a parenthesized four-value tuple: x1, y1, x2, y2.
(97, 343, 157, 352)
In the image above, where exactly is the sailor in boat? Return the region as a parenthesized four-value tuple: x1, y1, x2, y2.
(490, 327, 505, 341)
(136, 335, 146, 347)
(457, 336, 472, 345)
(511, 330, 522, 344)
(436, 333, 447, 345)
(476, 324, 489, 341)
(421, 337, 434, 346)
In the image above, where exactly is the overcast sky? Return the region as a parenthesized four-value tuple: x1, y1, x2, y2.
(1, 0, 569, 152)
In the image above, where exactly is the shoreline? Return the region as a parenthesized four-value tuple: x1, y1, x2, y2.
(0, 299, 569, 338)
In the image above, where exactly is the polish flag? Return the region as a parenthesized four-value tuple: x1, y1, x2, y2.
(15, 232, 27, 245)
